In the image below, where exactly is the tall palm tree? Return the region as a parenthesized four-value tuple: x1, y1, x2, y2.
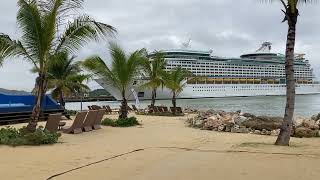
(141, 52, 166, 108)
(0, 0, 115, 132)
(266, 0, 314, 146)
(164, 67, 190, 115)
(83, 43, 146, 119)
(33, 51, 90, 108)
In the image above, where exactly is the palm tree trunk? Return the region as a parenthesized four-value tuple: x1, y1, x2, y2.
(151, 88, 156, 108)
(27, 73, 47, 132)
(59, 91, 65, 108)
(119, 89, 128, 119)
(172, 91, 176, 115)
(275, 10, 298, 146)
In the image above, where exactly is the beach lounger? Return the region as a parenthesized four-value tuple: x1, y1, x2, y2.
(82, 110, 98, 132)
(153, 106, 160, 113)
(63, 111, 87, 134)
(91, 105, 102, 110)
(163, 106, 169, 112)
(132, 104, 138, 111)
(157, 106, 164, 113)
(102, 106, 109, 114)
(93, 109, 105, 130)
(45, 113, 62, 133)
(176, 107, 183, 114)
(106, 105, 114, 114)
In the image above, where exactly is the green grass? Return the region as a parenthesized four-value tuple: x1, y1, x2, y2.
(101, 117, 140, 127)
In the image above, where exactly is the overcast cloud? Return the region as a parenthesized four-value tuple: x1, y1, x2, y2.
(0, 0, 320, 91)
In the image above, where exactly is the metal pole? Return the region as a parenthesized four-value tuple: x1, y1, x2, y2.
(80, 93, 83, 112)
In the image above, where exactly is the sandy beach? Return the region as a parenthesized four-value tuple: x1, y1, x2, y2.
(1, 113, 320, 180)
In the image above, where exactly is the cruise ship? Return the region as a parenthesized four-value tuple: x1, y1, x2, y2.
(96, 42, 320, 100)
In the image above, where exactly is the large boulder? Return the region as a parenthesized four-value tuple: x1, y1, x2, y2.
(234, 115, 249, 125)
(241, 113, 256, 119)
(302, 119, 319, 130)
(191, 117, 204, 128)
(242, 116, 283, 131)
(293, 117, 305, 128)
(203, 115, 222, 130)
(294, 127, 318, 138)
(311, 113, 320, 121)
(270, 129, 280, 136)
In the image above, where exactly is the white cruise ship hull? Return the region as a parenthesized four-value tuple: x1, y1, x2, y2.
(96, 79, 320, 100)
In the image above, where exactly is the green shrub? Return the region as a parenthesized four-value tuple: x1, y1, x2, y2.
(0, 126, 61, 146)
(101, 117, 140, 127)
(65, 110, 78, 119)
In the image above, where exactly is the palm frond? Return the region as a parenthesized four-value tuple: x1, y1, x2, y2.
(55, 15, 116, 53)
(0, 33, 36, 67)
(17, 0, 44, 64)
(82, 55, 121, 90)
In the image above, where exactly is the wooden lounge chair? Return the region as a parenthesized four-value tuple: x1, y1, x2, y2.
(176, 107, 183, 114)
(106, 105, 113, 114)
(63, 111, 87, 134)
(45, 113, 62, 133)
(127, 105, 133, 111)
(132, 104, 138, 111)
(93, 109, 105, 130)
(82, 110, 98, 132)
(163, 106, 169, 112)
(170, 107, 175, 113)
(91, 105, 101, 110)
(157, 106, 164, 113)
(153, 106, 160, 113)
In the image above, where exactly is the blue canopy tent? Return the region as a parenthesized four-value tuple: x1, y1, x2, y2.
(0, 92, 63, 123)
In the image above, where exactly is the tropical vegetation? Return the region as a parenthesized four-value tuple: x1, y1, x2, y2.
(141, 52, 167, 108)
(83, 43, 147, 119)
(101, 117, 140, 127)
(267, 0, 315, 146)
(163, 67, 191, 114)
(32, 52, 90, 108)
(0, 0, 115, 132)
(0, 126, 60, 146)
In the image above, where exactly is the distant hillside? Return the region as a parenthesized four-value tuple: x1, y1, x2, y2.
(0, 88, 30, 95)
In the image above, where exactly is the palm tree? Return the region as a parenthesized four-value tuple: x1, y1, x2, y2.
(141, 52, 166, 108)
(83, 43, 146, 119)
(0, 0, 115, 132)
(33, 52, 90, 108)
(164, 67, 190, 115)
(266, 0, 314, 146)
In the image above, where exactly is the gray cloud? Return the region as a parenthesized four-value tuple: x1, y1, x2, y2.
(1, 0, 320, 91)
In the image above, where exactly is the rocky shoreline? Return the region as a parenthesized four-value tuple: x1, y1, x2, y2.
(187, 110, 320, 138)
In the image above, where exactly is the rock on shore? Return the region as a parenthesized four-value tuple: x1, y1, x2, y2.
(188, 109, 320, 138)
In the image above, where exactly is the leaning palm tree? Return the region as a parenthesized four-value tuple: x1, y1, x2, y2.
(0, 0, 115, 132)
(141, 52, 166, 108)
(164, 67, 190, 115)
(83, 43, 146, 119)
(33, 52, 90, 108)
(266, 0, 315, 146)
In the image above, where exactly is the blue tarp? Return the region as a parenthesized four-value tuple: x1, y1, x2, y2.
(0, 92, 62, 113)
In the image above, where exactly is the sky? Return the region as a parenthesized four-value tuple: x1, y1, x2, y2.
(0, 0, 320, 92)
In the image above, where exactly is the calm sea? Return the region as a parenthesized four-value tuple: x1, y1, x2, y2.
(65, 94, 320, 117)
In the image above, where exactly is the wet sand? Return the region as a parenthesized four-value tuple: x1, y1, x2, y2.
(1, 114, 320, 180)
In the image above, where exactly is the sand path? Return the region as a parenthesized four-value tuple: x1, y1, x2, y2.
(1, 114, 320, 180)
